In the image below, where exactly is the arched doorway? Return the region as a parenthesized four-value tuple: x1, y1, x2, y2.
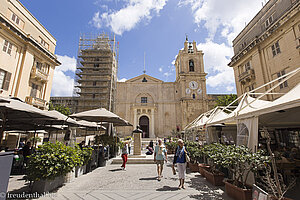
(139, 116, 149, 138)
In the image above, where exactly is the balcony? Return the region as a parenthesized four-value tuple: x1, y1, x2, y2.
(25, 96, 46, 109)
(238, 69, 255, 84)
(30, 66, 48, 82)
(131, 103, 157, 109)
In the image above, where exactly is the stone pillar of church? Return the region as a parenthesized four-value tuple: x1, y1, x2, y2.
(133, 109, 137, 129)
(150, 108, 155, 138)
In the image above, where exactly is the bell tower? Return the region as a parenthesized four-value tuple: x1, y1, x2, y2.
(175, 38, 208, 129)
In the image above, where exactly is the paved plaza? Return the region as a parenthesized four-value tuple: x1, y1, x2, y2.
(32, 160, 232, 200)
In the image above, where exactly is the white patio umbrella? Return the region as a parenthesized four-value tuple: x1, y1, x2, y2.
(43, 110, 78, 126)
(70, 108, 132, 126)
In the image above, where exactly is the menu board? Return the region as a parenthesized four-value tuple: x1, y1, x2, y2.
(252, 184, 268, 200)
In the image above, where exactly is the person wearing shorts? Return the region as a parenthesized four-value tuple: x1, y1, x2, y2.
(154, 139, 167, 181)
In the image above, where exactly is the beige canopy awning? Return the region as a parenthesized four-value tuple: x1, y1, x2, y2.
(70, 108, 132, 126)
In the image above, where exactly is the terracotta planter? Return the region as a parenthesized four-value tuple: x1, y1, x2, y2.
(188, 162, 199, 172)
(225, 181, 252, 200)
(198, 164, 210, 177)
(204, 169, 224, 186)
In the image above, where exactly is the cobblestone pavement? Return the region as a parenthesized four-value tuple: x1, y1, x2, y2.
(38, 161, 232, 200)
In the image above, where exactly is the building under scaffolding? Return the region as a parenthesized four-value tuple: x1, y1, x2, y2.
(74, 33, 119, 113)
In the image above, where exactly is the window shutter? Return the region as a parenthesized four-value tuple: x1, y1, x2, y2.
(3, 72, 11, 91)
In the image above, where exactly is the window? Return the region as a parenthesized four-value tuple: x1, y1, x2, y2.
(93, 81, 96, 86)
(0, 69, 11, 91)
(92, 94, 96, 99)
(142, 77, 147, 82)
(192, 94, 196, 99)
(30, 83, 39, 98)
(265, 15, 273, 28)
(189, 60, 194, 72)
(11, 13, 20, 25)
(94, 64, 99, 68)
(244, 61, 251, 71)
(0, 70, 5, 89)
(277, 70, 288, 89)
(188, 42, 194, 53)
(3, 40, 13, 55)
(141, 97, 147, 103)
(241, 41, 247, 49)
(40, 38, 49, 49)
(271, 41, 281, 57)
(36, 61, 43, 71)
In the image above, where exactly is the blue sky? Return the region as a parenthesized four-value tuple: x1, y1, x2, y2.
(20, 0, 265, 96)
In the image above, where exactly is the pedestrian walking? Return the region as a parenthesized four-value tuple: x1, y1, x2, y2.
(172, 139, 188, 189)
(121, 141, 129, 170)
(154, 139, 167, 181)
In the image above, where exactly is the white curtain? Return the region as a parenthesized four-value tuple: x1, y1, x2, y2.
(237, 117, 258, 152)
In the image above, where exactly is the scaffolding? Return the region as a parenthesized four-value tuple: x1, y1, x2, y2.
(73, 33, 119, 113)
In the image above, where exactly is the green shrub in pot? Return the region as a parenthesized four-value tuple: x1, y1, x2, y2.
(25, 142, 88, 181)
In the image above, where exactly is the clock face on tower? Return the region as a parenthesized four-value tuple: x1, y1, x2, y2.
(197, 89, 202, 94)
(189, 81, 198, 90)
(186, 88, 191, 94)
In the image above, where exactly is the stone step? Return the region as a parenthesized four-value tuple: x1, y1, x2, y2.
(111, 158, 155, 164)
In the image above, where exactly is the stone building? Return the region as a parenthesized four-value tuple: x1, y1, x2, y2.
(0, 0, 60, 109)
(50, 96, 79, 114)
(74, 33, 118, 113)
(115, 39, 220, 138)
(229, 0, 300, 100)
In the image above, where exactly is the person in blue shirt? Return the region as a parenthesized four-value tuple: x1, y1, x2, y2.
(154, 139, 167, 181)
(173, 139, 188, 189)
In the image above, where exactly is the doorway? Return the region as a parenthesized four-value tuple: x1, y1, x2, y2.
(139, 116, 149, 138)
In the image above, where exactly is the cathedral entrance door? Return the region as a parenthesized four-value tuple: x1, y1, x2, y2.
(139, 116, 149, 138)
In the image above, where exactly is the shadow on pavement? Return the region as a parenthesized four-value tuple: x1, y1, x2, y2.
(187, 175, 232, 200)
(139, 177, 157, 180)
(109, 168, 123, 172)
(156, 186, 179, 191)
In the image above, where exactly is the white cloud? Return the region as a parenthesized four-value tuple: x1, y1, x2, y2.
(179, 0, 264, 93)
(91, 0, 168, 35)
(55, 55, 77, 72)
(179, 0, 264, 44)
(226, 86, 234, 92)
(197, 40, 235, 91)
(118, 78, 127, 82)
(51, 55, 76, 97)
(91, 12, 102, 29)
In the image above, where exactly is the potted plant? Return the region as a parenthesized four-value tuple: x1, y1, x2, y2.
(219, 145, 269, 200)
(186, 142, 201, 172)
(165, 141, 177, 154)
(202, 143, 225, 186)
(75, 146, 93, 177)
(198, 147, 210, 177)
(25, 142, 84, 193)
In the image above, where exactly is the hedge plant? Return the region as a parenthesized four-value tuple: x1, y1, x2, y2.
(25, 142, 92, 181)
(165, 141, 177, 153)
(185, 141, 202, 163)
(201, 143, 270, 188)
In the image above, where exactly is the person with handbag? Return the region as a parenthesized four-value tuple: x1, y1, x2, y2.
(172, 139, 189, 189)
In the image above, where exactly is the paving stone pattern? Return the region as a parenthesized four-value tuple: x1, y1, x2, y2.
(39, 162, 232, 200)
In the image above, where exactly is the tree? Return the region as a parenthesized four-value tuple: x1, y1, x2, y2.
(48, 102, 71, 116)
(215, 94, 238, 107)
